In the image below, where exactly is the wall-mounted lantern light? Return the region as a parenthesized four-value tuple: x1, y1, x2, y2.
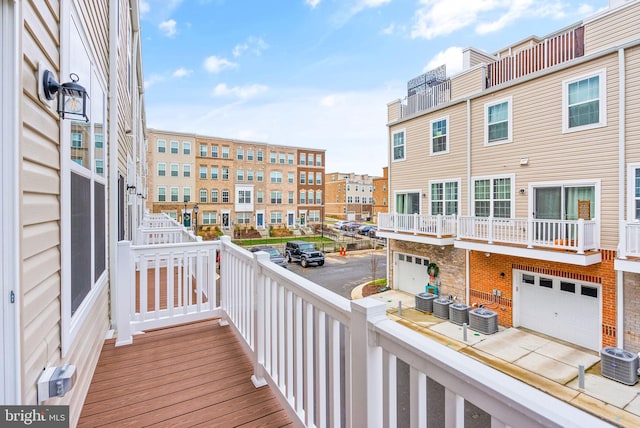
(126, 185, 137, 194)
(42, 70, 89, 122)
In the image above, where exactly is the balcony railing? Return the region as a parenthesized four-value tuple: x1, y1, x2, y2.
(458, 216, 599, 254)
(399, 80, 451, 119)
(111, 214, 608, 426)
(619, 221, 640, 258)
(378, 213, 457, 238)
(136, 212, 198, 244)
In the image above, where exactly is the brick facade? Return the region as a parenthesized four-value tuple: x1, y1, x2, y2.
(623, 272, 640, 353)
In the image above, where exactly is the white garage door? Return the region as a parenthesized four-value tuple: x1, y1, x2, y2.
(394, 253, 429, 295)
(516, 271, 600, 350)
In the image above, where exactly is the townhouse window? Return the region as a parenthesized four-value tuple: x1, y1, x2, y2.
(183, 142, 191, 155)
(247, 170, 254, 181)
(485, 97, 512, 145)
(157, 139, 166, 153)
(158, 187, 166, 202)
(288, 191, 294, 204)
(237, 169, 244, 181)
(270, 152, 277, 163)
(157, 163, 166, 176)
(383, 184, 386, 191)
(237, 148, 244, 160)
(238, 189, 252, 204)
(309, 190, 315, 204)
(534, 183, 595, 221)
(395, 192, 419, 214)
(316, 174, 322, 185)
(316, 155, 322, 166)
(288, 153, 294, 164)
(392, 130, 405, 161)
(347, 185, 350, 191)
(200, 189, 208, 203)
(347, 196, 353, 203)
(279, 153, 285, 164)
(95, 160, 104, 175)
(203, 212, 217, 225)
(222, 167, 229, 180)
(629, 164, 640, 220)
(309, 154, 314, 166)
(170, 140, 179, 154)
(222, 190, 230, 203)
(183, 164, 191, 177)
(257, 190, 264, 203)
(300, 172, 306, 184)
(170, 163, 178, 177)
(211, 189, 219, 203)
(170, 187, 179, 202)
(430, 180, 459, 215)
(199, 166, 207, 179)
(211, 146, 219, 158)
(270, 211, 282, 224)
(71, 132, 82, 148)
(271, 191, 282, 204)
(247, 149, 254, 161)
(211, 167, 219, 180)
(237, 213, 251, 224)
(309, 210, 320, 222)
(300, 153, 306, 165)
(288, 172, 294, 184)
(222, 146, 230, 159)
(200, 144, 207, 157)
(383, 197, 387, 205)
(257, 171, 264, 182)
(308, 172, 314, 185)
(270, 171, 282, 183)
(564, 70, 606, 131)
(316, 191, 322, 205)
(430, 117, 449, 154)
(473, 177, 512, 218)
(257, 150, 264, 161)
(355, 185, 359, 191)
(300, 191, 307, 204)
(183, 187, 191, 202)
(95, 133, 104, 149)
(355, 196, 360, 203)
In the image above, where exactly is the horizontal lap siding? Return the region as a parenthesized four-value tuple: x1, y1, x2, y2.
(625, 47, 640, 217)
(469, 54, 620, 248)
(584, 1, 640, 55)
(451, 67, 484, 100)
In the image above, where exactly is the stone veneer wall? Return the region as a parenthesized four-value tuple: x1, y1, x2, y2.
(624, 272, 640, 353)
(389, 240, 467, 302)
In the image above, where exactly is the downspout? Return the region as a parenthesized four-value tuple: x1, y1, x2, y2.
(108, 0, 119, 329)
(617, 48, 626, 348)
(465, 99, 471, 305)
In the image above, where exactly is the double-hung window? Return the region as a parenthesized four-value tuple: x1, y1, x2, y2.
(300, 191, 306, 204)
(222, 146, 229, 159)
(247, 149, 254, 161)
(199, 144, 207, 157)
(211, 190, 219, 203)
(183, 142, 191, 155)
(199, 166, 207, 179)
(392, 130, 405, 161)
(170, 140, 179, 154)
(300, 172, 306, 184)
(158, 187, 166, 202)
(430, 180, 459, 215)
(170, 163, 178, 177)
(257, 171, 264, 182)
(200, 189, 207, 203)
(157, 139, 166, 153)
(473, 176, 513, 218)
(288, 172, 294, 184)
(222, 190, 230, 203)
(157, 163, 166, 176)
(211, 146, 219, 158)
(211, 167, 218, 180)
(170, 187, 179, 202)
(237, 148, 244, 160)
(183, 164, 191, 177)
(237, 169, 244, 181)
(485, 97, 512, 145)
(563, 70, 606, 132)
(271, 191, 282, 204)
(271, 171, 282, 183)
(222, 167, 229, 180)
(430, 117, 449, 154)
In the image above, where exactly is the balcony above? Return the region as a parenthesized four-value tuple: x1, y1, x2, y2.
(615, 221, 640, 273)
(377, 213, 456, 246)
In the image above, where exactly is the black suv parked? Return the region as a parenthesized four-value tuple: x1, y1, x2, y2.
(285, 241, 325, 267)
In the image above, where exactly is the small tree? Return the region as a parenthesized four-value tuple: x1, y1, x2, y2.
(370, 248, 379, 286)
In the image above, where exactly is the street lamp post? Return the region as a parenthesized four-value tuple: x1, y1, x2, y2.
(193, 203, 199, 234)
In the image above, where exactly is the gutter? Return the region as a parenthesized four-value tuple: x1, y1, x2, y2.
(108, 0, 119, 329)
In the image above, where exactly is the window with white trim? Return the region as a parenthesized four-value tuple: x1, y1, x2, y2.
(473, 176, 512, 218)
(257, 190, 264, 203)
(279, 153, 285, 164)
(183, 187, 191, 202)
(628, 164, 640, 220)
(270, 211, 282, 224)
(257, 171, 264, 182)
(211, 146, 218, 158)
(158, 187, 167, 202)
(199, 144, 207, 156)
(211, 189, 219, 203)
(183, 164, 191, 177)
(157, 139, 166, 153)
(485, 97, 512, 145)
(171, 187, 179, 202)
(316, 154, 322, 166)
(211, 167, 218, 179)
(170, 140, 179, 154)
(300, 153, 306, 165)
(237, 189, 252, 204)
(300, 172, 306, 184)
(309, 154, 314, 166)
(222, 189, 230, 203)
(199, 166, 207, 179)
(271, 171, 282, 183)
(288, 153, 294, 164)
(157, 163, 166, 176)
(430, 117, 449, 154)
(270, 152, 277, 163)
(395, 192, 420, 214)
(222, 167, 229, 180)
(430, 180, 459, 215)
(183, 141, 191, 155)
(237, 148, 244, 160)
(300, 191, 306, 204)
(288, 191, 294, 204)
(203, 212, 217, 224)
(316, 174, 322, 185)
(392, 129, 405, 161)
(247, 170, 254, 181)
(288, 172, 294, 184)
(170, 163, 178, 177)
(257, 150, 263, 161)
(309, 190, 315, 205)
(200, 189, 207, 203)
(222, 146, 229, 159)
(237, 213, 251, 224)
(271, 191, 282, 204)
(247, 149, 254, 161)
(237, 169, 244, 181)
(563, 70, 606, 131)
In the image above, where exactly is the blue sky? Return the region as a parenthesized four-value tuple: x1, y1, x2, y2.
(140, 0, 609, 176)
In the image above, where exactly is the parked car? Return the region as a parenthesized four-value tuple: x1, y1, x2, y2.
(285, 241, 325, 267)
(342, 221, 360, 231)
(250, 245, 288, 268)
(368, 227, 379, 238)
(333, 220, 348, 230)
(357, 225, 375, 235)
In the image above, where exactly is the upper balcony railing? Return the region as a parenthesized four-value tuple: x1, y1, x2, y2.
(113, 227, 609, 426)
(487, 26, 584, 88)
(136, 212, 199, 245)
(399, 80, 451, 119)
(619, 221, 640, 259)
(378, 213, 457, 238)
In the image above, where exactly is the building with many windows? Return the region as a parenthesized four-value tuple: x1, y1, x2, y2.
(325, 172, 378, 220)
(380, 0, 640, 353)
(147, 130, 326, 232)
(372, 167, 389, 223)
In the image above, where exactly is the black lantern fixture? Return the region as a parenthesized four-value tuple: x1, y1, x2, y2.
(42, 71, 89, 122)
(126, 185, 136, 194)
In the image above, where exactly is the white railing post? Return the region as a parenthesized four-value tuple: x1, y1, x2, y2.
(393, 213, 398, 233)
(527, 218, 534, 248)
(456, 216, 461, 240)
(350, 298, 387, 428)
(577, 219, 585, 255)
(219, 236, 232, 326)
(251, 251, 269, 388)
(115, 241, 133, 346)
(413, 213, 419, 235)
(619, 221, 627, 259)
(487, 217, 494, 244)
(436, 214, 443, 238)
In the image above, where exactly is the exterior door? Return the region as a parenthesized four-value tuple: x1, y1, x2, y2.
(256, 212, 264, 228)
(394, 253, 429, 295)
(222, 212, 230, 228)
(288, 212, 294, 227)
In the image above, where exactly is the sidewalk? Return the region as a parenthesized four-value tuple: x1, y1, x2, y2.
(353, 288, 640, 427)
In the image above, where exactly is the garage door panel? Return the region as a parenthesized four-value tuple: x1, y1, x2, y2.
(395, 253, 429, 295)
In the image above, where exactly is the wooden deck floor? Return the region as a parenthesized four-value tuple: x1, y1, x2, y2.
(78, 320, 292, 427)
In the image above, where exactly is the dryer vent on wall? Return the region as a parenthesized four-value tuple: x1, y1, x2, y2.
(469, 308, 498, 335)
(600, 347, 639, 385)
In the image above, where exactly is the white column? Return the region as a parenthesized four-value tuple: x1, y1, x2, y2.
(251, 250, 269, 388)
(115, 241, 133, 346)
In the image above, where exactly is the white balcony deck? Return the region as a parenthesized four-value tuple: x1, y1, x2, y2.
(94, 214, 613, 427)
(615, 222, 640, 272)
(377, 213, 457, 245)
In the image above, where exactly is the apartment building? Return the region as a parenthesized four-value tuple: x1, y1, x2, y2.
(380, 0, 640, 353)
(372, 167, 389, 223)
(0, 1, 146, 425)
(325, 172, 377, 220)
(147, 130, 326, 231)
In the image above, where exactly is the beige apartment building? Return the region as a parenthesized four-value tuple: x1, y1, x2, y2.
(147, 129, 326, 232)
(380, 0, 640, 353)
(325, 172, 378, 220)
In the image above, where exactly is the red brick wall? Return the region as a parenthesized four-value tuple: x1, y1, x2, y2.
(468, 249, 617, 347)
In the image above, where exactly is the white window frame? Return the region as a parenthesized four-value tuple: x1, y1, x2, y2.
(562, 69, 607, 133)
(627, 163, 640, 221)
(157, 139, 166, 153)
(199, 166, 207, 179)
(170, 187, 179, 202)
(170, 140, 179, 154)
(183, 187, 191, 202)
(183, 164, 191, 177)
(200, 189, 207, 203)
(392, 129, 406, 162)
(471, 174, 515, 218)
(430, 116, 449, 155)
(528, 178, 601, 221)
(393, 189, 422, 214)
(183, 141, 191, 155)
(157, 162, 166, 176)
(158, 186, 167, 202)
(428, 178, 461, 215)
(170, 163, 178, 177)
(484, 96, 513, 146)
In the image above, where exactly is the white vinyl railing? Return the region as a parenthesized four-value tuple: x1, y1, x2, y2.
(142, 212, 181, 229)
(399, 80, 451, 118)
(378, 213, 457, 238)
(136, 213, 198, 245)
(114, 235, 610, 427)
(619, 221, 640, 258)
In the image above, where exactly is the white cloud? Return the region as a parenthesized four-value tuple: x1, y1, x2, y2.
(172, 67, 192, 78)
(213, 83, 269, 99)
(144, 74, 165, 89)
(233, 37, 269, 57)
(476, 0, 566, 35)
(425, 46, 464, 76)
(333, 0, 392, 27)
(577, 3, 595, 14)
(411, 0, 500, 40)
(203, 56, 238, 73)
(306, 0, 321, 8)
(139, 0, 150, 15)
(381, 23, 395, 35)
(232, 43, 248, 57)
(159, 19, 177, 37)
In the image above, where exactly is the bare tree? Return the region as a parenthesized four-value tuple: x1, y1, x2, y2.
(370, 247, 379, 286)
